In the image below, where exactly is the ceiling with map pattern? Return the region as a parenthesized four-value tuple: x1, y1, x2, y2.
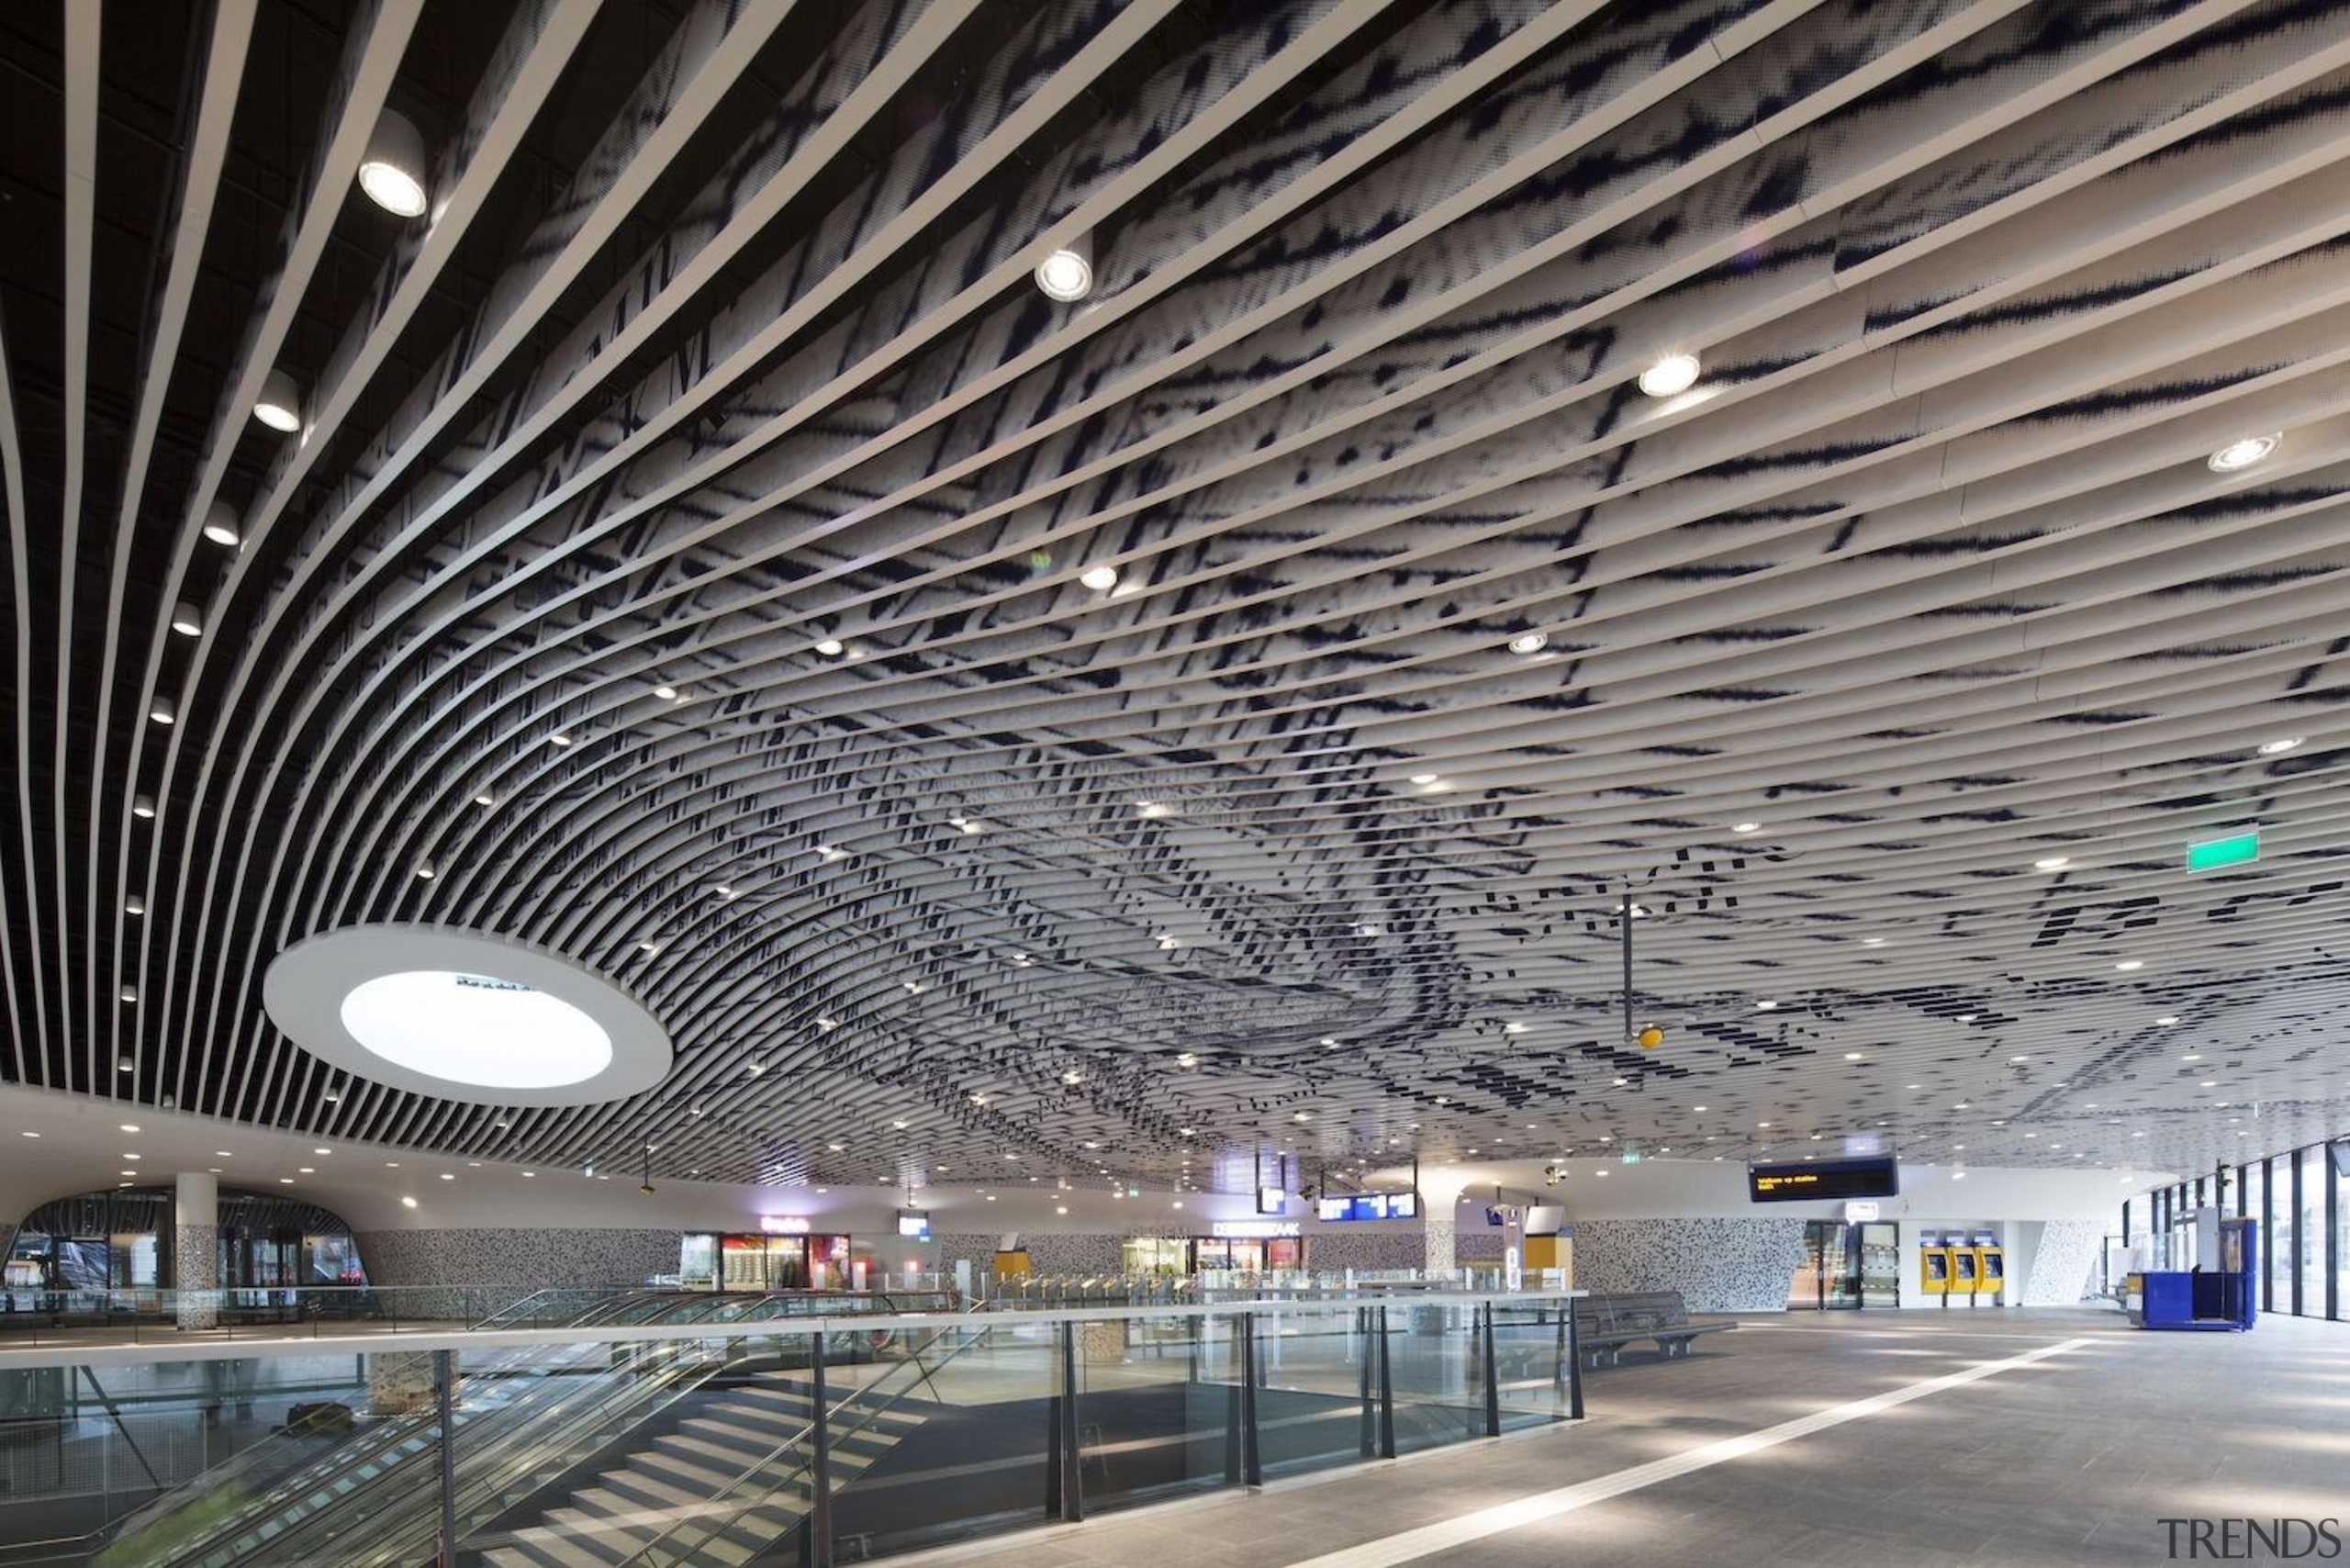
(1, 0, 2347, 1197)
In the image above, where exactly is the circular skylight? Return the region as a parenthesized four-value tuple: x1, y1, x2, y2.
(341, 972, 612, 1089)
(264, 925, 669, 1104)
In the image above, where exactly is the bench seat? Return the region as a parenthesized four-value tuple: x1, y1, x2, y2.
(1572, 1290, 1737, 1366)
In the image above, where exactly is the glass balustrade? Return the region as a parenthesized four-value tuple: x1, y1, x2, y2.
(0, 1287, 1582, 1568)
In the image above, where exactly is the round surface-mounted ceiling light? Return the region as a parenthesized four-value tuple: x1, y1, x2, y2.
(148, 697, 175, 726)
(2256, 736, 2302, 755)
(357, 109, 430, 218)
(1079, 564, 1119, 592)
(263, 924, 672, 1104)
(1506, 631, 1550, 655)
(253, 369, 303, 433)
(2208, 432, 2280, 472)
(1035, 234, 1093, 302)
(1731, 821, 1760, 834)
(170, 601, 203, 637)
(200, 502, 241, 548)
(2033, 856, 2070, 871)
(133, 794, 156, 819)
(1638, 353, 1701, 398)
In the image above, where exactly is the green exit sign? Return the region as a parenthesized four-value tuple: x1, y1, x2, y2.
(2187, 831, 2260, 872)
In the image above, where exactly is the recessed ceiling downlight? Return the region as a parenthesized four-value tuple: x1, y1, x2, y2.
(264, 924, 670, 1104)
(1035, 234, 1092, 301)
(1638, 353, 1700, 398)
(2208, 432, 2280, 472)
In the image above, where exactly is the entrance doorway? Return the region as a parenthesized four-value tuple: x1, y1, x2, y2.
(1788, 1220, 1860, 1310)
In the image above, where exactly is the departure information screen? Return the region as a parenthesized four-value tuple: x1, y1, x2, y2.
(1747, 1155, 1900, 1204)
(1315, 1192, 1419, 1222)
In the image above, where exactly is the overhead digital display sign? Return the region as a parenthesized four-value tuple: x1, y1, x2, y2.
(1748, 1155, 1900, 1204)
(1315, 1192, 1419, 1222)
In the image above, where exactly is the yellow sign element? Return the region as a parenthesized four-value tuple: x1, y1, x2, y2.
(1751, 1170, 1825, 1196)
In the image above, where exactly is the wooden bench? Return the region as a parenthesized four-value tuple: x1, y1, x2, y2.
(1573, 1290, 1737, 1366)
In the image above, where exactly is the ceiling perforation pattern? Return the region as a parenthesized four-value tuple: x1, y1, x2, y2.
(4, 0, 2350, 1196)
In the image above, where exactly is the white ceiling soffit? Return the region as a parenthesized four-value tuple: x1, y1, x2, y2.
(0, 0, 2344, 1195)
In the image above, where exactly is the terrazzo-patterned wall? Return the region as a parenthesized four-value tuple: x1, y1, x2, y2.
(1567, 1218, 1809, 1313)
(1453, 1226, 1504, 1261)
(175, 1223, 218, 1329)
(2021, 1219, 2104, 1305)
(358, 1227, 685, 1316)
(1304, 1230, 1426, 1272)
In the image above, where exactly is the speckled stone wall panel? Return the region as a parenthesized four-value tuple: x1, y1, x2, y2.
(1304, 1231, 1426, 1271)
(1454, 1227, 1505, 1261)
(1424, 1215, 1455, 1274)
(2022, 1218, 2105, 1305)
(175, 1223, 218, 1329)
(357, 1227, 686, 1316)
(1569, 1218, 1809, 1313)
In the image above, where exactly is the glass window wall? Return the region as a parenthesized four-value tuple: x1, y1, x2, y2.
(2271, 1156, 2296, 1313)
(2336, 1148, 2350, 1321)
(2126, 1141, 2350, 1324)
(2304, 1148, 2328, 1316)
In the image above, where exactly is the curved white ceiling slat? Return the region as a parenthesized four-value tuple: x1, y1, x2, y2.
(1, 0, 2346, 1195)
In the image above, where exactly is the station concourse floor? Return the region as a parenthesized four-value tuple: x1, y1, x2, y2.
(908, 1305, 2345, 1568)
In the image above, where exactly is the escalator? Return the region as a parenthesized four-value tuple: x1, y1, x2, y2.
(89, 1293, 885, 1568)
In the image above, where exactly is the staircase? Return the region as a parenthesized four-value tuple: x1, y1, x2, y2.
(481, 1370, 925, 1568)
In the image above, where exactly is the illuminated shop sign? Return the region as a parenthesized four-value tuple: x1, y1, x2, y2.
(758, 1215, 811, 1234)
(1210, 1220, 1301, 1238)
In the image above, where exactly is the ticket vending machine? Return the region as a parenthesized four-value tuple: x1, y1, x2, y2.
(1919, 1235, 1953, 1297)
(1950, 1243, 1979, 1304)
(1971, 1230, 2004, 1305)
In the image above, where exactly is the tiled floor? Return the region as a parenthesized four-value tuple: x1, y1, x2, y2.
(903, 1306, 2350, 1568)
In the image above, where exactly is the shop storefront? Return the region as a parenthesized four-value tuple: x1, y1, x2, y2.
(1119, 1226, 1306, 1275)
(681, 1222, 856, 1292)
(4, 1188, 367, 1305)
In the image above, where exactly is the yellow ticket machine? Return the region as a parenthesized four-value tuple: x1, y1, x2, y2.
(1971, 1231, 2004, 1304)
(1919, 1237, 1953, 1296)
(1951, 1246, 1979, 1300)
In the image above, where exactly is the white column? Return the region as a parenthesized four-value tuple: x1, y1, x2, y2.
(174, 1170, 218, 1330)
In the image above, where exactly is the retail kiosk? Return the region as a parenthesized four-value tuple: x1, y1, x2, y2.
(2134, 1208, 2258, 1332)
